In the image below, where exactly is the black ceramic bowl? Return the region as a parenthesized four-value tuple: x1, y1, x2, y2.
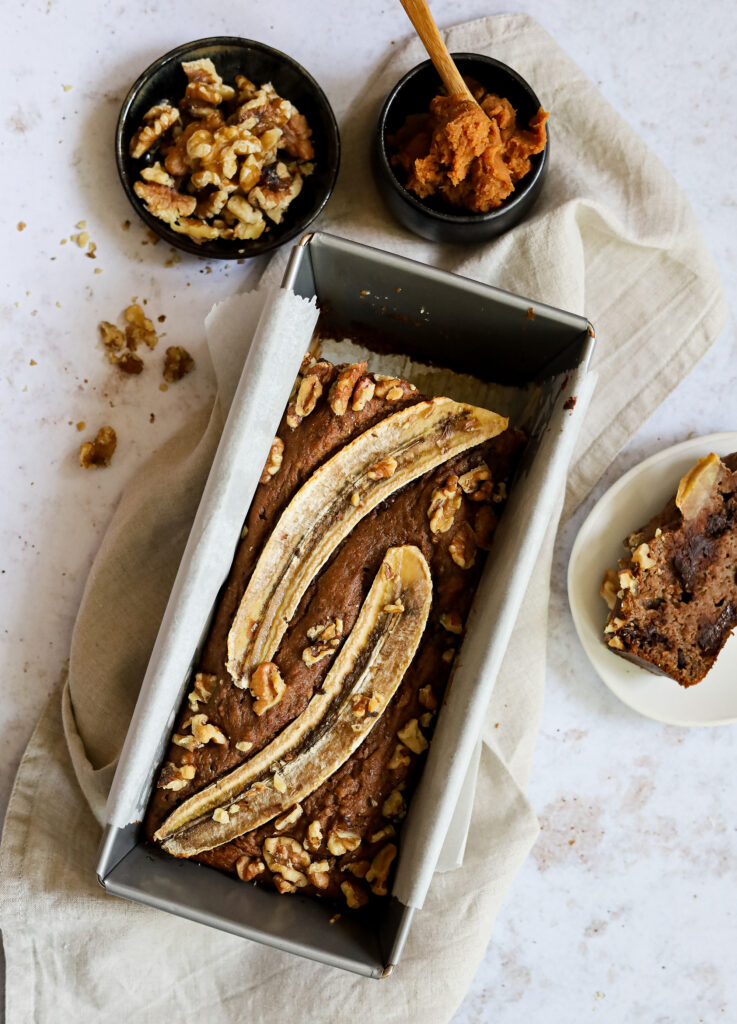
(375, 54, 548, 244)
(116, 37, 340, 259)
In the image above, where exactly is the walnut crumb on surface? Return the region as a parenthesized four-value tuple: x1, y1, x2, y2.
(163, 345, 195, 382)
(79, 426, 116, 468)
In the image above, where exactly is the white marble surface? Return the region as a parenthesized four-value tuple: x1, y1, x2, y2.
(1, 0, 736, 1021)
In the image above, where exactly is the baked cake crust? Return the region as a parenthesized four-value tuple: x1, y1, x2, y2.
(145, 355, 524, 906)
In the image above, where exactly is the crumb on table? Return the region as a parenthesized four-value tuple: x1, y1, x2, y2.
(163, 345, 194, 382)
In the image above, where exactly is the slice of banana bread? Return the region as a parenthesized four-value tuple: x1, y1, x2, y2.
(601, 452, 737, 687)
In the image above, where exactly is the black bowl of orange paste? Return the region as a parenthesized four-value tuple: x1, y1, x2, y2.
(375, 54, 549, 243)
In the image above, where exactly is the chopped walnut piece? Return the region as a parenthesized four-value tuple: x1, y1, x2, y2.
(195, 188, 229, 220)
(163, 345, 195, 383)
(99, 321, 125, 354)
(259, 436, 284, 483)
(286, 401, 301, 430)
(367, 455, 398, 480)
(373, 375, 403, 399)
(327, 828, 362, 856)
(397, 718, 428, 755)
(439, 611, 463, 634)
(387, 743, 411, 770)
(492, 481, 508, 504)
(600, 568, 619, 610)
(351, 376, 375, 411)
(114, 352, 144, 375)
(235, 740, 253, 753)
(382, 788, 406, 820)
(307, 860, 331, 889)
(300, 351, 317, 374)
(365, 843, 397, 897)
(249, 662, 286, 715)
(458, 462, 493, 502)
(295, 373, 322, 418)
(190, 713, 227, 747)
(369, 825, 395, 844)
(418, 684, 438, 711)
(212, 807, 230, 824)
(171, 733, 197, 751)
(181, 57, 233, 109)
(263, 836, 310, 887)
(236, 855, 265, 882)
(428, 476, 462, 534)
(306, 617, 343, 641)
(385, 386, 404, 401)
(272, 770, 287, 794)
(248, 662, 286, 716)
(442, 648, 455, 664)
(157, 761, 196, 791)
(340, 879, 369, 909)
(343, 859, 370, 878)
(274, 804, 303, 831)
(420, 711, 434, 729)
(187, 672, 217, 711)
(608, 636, 625, 650)
(273, 876, 298, 894)
(632, 543, 656, 571)
(306, 820, 323, 851)
(226, 194, 266, 239)
(329, 363, 367, 415)
(449, 522, 477, 569)
(79, 426, 117, 468)
(130, 103, 180, 159)
(124, 303, 158, 350)
(133, 180, 196, 221)
(302, 643, 335, 666)
(250, 165, 304, 225)
(618, 569, 636, 590)
(140, 161, 175, 187)
(281, 111, 314, 160)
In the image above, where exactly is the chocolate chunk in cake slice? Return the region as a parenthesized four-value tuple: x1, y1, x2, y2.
(601, 452, 737, 687)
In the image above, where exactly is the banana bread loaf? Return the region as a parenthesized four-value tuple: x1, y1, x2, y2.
(145, 354, 524, 907)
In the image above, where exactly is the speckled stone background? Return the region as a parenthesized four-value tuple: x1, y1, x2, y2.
(2, 1, 736, 1021)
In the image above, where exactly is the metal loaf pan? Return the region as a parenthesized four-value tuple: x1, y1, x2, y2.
(96, 231, 594, 978)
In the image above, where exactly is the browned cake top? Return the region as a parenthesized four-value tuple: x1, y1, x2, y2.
(146, 355, 523, 905)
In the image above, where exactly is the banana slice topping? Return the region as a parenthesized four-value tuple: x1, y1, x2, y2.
(227, 397, 507, 688)
(156, 545, 432, 856)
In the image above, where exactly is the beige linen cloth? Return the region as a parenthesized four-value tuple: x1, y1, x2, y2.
(0, 13, 726, 1023)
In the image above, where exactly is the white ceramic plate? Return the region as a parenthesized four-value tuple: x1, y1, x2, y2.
(568, 432, 737, 726)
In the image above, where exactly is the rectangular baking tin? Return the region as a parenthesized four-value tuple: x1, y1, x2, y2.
(97, 231, 594, 978)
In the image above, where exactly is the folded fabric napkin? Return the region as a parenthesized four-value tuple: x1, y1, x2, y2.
(0, 13, 725, 1023)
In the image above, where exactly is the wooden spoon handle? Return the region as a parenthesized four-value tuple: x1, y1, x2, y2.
(399, 0, 475, 102)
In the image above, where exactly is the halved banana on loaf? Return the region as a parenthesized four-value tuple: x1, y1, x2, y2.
(227, 397, 508, 687)
(156, 545, 433, 857)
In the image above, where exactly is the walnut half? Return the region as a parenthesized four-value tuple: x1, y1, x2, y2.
(79, 426, 116, 468)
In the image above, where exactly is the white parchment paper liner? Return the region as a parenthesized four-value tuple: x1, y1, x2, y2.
(105, 285, 319, 828)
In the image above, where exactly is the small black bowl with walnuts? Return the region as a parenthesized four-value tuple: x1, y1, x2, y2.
(116, 37, 341, 259)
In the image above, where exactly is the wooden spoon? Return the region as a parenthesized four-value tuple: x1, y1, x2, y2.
(399, 0, 477, 105)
